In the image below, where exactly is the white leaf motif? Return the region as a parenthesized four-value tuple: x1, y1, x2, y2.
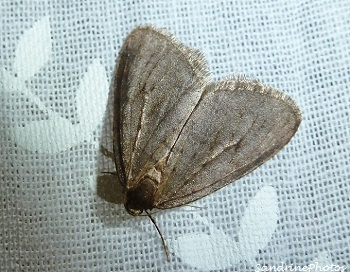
(13, 16, 52, 81)
(173, 186, 279, 270)
(172, 228, 239, 271)
(0, 68, 53, 116)
(171, 207, 240, 270)
(310, 251, 333, 270)
(76, 60, 109, 132)
(11, 116, 80, 153)
(0, 68, 28, 94)
(237, 185, 279, 264)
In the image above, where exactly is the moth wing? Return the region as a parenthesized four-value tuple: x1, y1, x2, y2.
(155, 78, 301, 208)
(113, 26, 209, 185)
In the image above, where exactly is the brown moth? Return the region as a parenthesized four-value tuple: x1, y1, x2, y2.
(111, 25, 301, 259)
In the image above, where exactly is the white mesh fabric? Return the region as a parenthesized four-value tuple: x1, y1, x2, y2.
(0, 1, 349, 271)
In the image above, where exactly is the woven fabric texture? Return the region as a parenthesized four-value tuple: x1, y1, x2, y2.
(0, 1, 349, 271)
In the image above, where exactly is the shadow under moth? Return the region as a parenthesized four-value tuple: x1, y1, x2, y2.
(106, 25, 301, 260)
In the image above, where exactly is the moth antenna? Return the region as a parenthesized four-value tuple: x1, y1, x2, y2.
(145, 210, 170, 261)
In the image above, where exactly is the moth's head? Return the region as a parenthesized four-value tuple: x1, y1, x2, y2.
(125, 204, 143, 216)
(124, 177, 157, 216)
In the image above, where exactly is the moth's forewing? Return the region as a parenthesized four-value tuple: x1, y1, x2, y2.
(155, 79, 301, 208)
(113, 25, 301, 213)
(113, 26, 209, 192)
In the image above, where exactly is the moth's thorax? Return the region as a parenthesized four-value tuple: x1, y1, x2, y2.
(125, 166, 162, 216)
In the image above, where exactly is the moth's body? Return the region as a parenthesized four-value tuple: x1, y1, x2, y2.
(112, 25, 301, 219)
(125, 165, 162, 215)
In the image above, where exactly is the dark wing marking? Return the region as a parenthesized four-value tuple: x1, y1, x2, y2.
(155, 78, 301, 208)
(113, 26, 209, 187)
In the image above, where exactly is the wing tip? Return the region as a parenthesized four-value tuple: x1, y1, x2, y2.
(215, 75, 302, 126)
(131, 25, 211, 82)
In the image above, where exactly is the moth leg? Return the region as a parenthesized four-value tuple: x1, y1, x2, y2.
(101, 171, 118, 175)
(100, 145, 115, 161)
(99, 145, 119, 176)
(183, 204, 204, 210)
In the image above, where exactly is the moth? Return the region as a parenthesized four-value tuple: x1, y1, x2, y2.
(109, 25, 301, 259)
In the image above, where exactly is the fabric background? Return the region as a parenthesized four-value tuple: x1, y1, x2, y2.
(1, 0, 349, 271)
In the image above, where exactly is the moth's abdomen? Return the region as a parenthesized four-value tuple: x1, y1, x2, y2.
(125, 177, 158, 216)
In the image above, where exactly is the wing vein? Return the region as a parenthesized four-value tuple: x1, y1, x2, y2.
(127, 45, 172, 179)
(164, 92, 267, 200)
(165, 85, 208, 164)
